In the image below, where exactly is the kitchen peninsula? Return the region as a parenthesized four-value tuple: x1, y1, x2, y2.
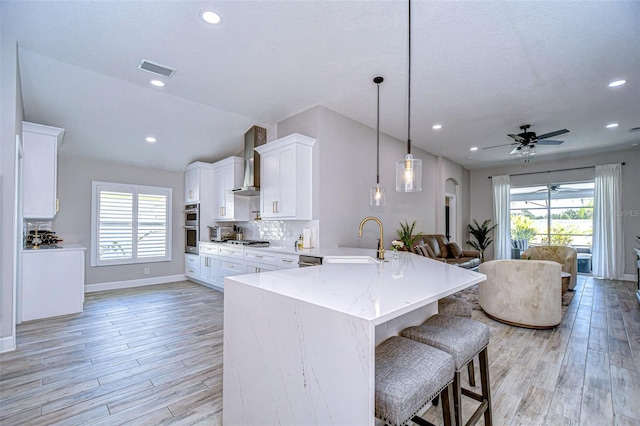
(223, 250, 486, 425)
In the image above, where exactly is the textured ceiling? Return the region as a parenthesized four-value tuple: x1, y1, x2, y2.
(3, 0, 639, 171)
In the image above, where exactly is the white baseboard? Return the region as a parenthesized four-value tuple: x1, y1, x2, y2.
(0, 335, 16, 353)
(85, 274, 187, 293)
(623, 274, 637, 283)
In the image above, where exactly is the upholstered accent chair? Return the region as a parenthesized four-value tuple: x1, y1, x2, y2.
(478, 260, 563, 329)
(521, 245, 578, 290)
(511, 239, 529, 259)
(413, 234, 480, 269)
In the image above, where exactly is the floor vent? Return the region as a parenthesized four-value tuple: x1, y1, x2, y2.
(137, 60, 176, 78)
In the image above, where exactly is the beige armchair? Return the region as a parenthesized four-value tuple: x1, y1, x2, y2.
(521, 245, 577, 290)
(479, 260, 562, 329)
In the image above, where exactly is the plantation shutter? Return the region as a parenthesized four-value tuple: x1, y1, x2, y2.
(92, 182, 172, 266)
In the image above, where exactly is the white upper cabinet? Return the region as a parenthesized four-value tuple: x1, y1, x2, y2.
(185, 162, 214, 232)
(212, 157, 249, 222)
(22, 122, 65, 219)
(255, 133, 316, 220)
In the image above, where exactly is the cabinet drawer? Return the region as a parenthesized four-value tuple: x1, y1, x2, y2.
(277, 254, 299, 269)
(220, 259, 242, 274)
(218, 246, 243, 259)
(199, 242, 220, 255)
(244, 249, 277, 265)
(245, 262, 277, 274)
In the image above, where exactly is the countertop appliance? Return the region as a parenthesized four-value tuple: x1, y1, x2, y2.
(225, 239, 270, 247)
(298, 254, 322, 267)
(209, 225, 236, 242)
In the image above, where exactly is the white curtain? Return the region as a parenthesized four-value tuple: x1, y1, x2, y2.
(592, 163, 625, 279)
(492, 175, 511, 260)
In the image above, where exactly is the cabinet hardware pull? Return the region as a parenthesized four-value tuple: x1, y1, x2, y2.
(189, 190, 193, 199)
(282, 259, 293, 263)
(56, 199, 59, 212)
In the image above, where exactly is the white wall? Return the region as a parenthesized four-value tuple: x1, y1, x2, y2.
(53, 156, 185, 285)
(0, 14, 24, 345)
(277, 106, 470, 250)
(470, 149, 640, 275)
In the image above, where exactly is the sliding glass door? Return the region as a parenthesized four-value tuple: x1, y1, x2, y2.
(510, 182, 595, 248)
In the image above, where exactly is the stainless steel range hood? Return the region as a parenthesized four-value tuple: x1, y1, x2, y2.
(231, 125, 266, 196)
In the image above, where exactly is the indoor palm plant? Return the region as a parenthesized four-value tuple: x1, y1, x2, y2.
(395, 220, 422, 252)
(467, 219, 497, 262)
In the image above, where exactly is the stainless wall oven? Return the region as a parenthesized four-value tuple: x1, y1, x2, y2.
(185, 203, 200, 254)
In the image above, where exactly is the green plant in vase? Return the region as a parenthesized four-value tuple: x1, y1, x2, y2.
(395, 220, 422, 252)
(467, 219, 497, 262)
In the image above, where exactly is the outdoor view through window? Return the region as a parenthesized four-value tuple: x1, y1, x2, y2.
(510, 182, 595, 248)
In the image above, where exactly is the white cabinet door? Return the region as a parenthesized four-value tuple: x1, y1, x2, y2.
(256, 133, 315, 220)
(212, 157, 248, 222)
(185, 168, 200, 204)
(22, 122, 65, 219)
(185, 254, 200, 278)
(21, 249, 84, 322)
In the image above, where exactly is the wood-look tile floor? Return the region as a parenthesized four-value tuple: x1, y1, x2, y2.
(1, 276, 639, 425)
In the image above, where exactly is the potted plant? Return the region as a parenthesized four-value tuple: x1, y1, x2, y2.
(395, 220, 422, 252)
(467, 219, 497, 262)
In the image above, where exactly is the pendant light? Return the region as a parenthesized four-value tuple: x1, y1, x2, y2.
(371, 76, 386, 206)
(396, 0, 422, 192)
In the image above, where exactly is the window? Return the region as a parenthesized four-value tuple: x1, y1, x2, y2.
(91, 182, 172, 266)
(510, 182, 594, 248)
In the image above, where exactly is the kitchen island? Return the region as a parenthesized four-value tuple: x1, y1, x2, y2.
(223, 250, 485, 425)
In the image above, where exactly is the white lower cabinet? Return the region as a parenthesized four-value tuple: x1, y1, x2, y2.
(187, 244, 300, 291)
(185, 254, 200, 279)
(21, 247, 85, 322)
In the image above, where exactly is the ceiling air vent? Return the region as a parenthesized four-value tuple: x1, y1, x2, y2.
(137, 59, 176, 78)
(629, 126, 640, 133)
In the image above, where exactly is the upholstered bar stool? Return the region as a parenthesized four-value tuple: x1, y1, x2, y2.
(376, 336, 455, 426)
(438, 296, 476, 387)
(402, 315, 492, 426)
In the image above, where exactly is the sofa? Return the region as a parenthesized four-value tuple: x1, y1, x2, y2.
(521, 245, 577, 290)
(412, 234, 480, 269)
(479, 260, 562, 329)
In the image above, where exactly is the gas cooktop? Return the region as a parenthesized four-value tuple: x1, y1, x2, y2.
(224, 240, 270, 247)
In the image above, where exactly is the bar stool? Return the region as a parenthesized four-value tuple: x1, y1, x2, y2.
(438, 296, 476, 387)
(402, 315, 492, 426)
(376, 336, 455, 426)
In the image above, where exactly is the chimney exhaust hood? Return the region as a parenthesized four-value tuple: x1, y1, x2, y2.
(231, 125, 266, 196)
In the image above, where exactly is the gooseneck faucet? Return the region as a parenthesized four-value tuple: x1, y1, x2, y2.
(358, 216, 385, 260)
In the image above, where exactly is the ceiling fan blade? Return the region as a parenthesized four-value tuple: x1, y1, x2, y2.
(483, 142, 518, 150)
(507, 134, 525, 142)
(537, 129, 569, 139)
(536, 139, 564, 146)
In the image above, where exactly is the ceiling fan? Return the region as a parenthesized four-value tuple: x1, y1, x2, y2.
(535, 184, 579, 194)
(483, 125, 570, 158)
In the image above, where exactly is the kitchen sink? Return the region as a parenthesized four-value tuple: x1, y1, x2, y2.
(322, 255, 379, 264)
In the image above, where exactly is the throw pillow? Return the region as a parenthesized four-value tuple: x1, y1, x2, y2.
(415, 243, 436, 258)
(413, 245, 428, 257)
(447, 242, 463, 258)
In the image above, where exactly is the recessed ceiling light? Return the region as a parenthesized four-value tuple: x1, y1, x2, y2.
(202, 11, 221, 25)
(608, 79, 627, 88)
(150, 80, 165, 87)
(432, 124, 442, 130)
(145, 137, 157, 143)
(470, 147, 478, 151)
(606, 123, 619, 128)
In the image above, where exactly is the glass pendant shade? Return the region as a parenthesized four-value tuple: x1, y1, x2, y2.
(396, 153, 422, 192)
(370, 183, 386, 206)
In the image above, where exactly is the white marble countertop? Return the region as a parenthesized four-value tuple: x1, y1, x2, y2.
(227, 251, 485, 325)
(23, 243, 86, 252)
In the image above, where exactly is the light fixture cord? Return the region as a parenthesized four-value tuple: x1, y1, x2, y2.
(376, 80, 381, 185)
(407, 0, 412, 156)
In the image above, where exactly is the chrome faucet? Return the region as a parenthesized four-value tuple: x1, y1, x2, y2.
(358, 216, 385, 260)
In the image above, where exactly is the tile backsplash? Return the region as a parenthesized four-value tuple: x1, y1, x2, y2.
(232, 220, 319, 249)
